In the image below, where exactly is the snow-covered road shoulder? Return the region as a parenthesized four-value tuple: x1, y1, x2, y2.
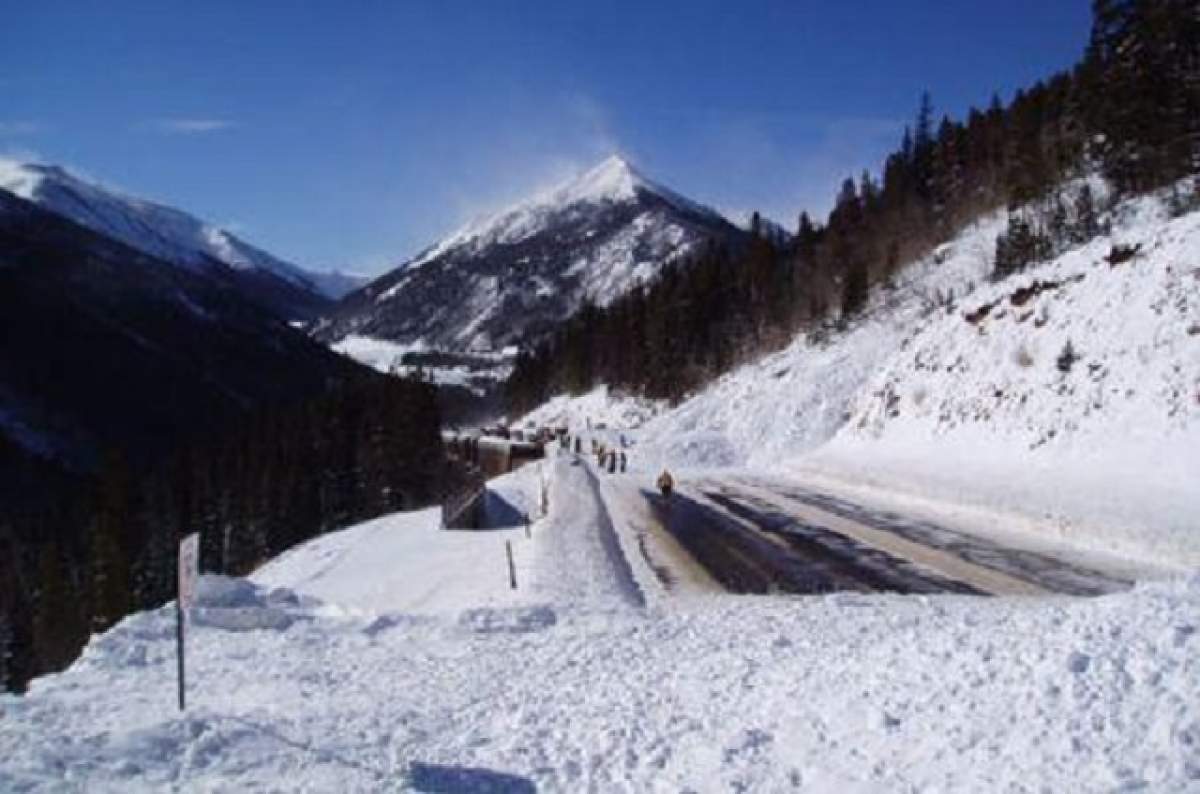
(253, 508, 532, 616)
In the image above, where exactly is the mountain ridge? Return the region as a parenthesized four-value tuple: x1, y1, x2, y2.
(0, 159, 362, 318)
(315, 155, 746, 352)
(0, 187, 367, 470)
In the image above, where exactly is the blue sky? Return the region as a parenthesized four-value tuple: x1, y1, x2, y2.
(2, 1, 1091, 275)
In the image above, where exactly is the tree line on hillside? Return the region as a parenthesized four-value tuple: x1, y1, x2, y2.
(0, 377, 449, 692)
(506, 0, 1199, 414)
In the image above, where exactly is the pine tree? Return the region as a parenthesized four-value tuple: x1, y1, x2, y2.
(89, 452, 133, 631)
(1073, 183, 1102, 242)
(1086, 0, 1199, 192)
(33, 544, 73, 672)
(912, 91, 937, 202)
(0, 611, 12, 692)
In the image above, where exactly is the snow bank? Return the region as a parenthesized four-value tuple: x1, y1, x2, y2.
(252, 508, 531, 615)
(5, 567, 1198, 791)
(190, 575, 312, 632)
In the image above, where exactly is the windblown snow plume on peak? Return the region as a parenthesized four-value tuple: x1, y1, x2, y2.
(0, 158, 351, 306)
(405, 155, 726, 272)
(319, 155, 744, 351)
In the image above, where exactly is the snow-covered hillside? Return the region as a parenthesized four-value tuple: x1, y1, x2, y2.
(522, 184, 1200, 567)
(3, 454, 1197, 791)
(0, 158, 354, 301)
(803, 190, 1200, 566)
(330, 335, 516, 395)
(315, 156, 746, 351)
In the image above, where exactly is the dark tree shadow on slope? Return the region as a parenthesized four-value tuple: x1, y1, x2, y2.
(409, 762, 537, 793)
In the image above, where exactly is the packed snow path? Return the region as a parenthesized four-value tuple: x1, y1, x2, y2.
(532, 454, 645, 608)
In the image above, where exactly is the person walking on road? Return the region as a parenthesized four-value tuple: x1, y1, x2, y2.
(657, 469, 674, 498)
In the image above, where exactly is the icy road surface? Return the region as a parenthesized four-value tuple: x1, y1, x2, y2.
(593, 459, 1137, 599)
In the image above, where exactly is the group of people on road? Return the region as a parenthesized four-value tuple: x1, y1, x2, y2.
(559, 421, 675, 500)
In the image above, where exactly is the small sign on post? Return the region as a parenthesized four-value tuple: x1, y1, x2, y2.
(176, 533, 199, 711)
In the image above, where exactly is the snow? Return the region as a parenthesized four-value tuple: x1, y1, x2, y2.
(331, 334, 515, 394)
(0, 157, 348, 299)
(4, 182, 1199, 791)
(517, 384, 663, 430)
(254, 508, 532, 616)
(803, 192, 1200, 567)
(330, 335, 430, 373)
(530, 185, 1199, 568)
(3, 447, 1198, 790)
(339, 155, 739, 353)
(403, 155, 725, 273)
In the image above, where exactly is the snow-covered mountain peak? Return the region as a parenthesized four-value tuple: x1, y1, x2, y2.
(0, 157, 359, 302)
(319, 156, 744, 351)
(0, 157, 46, 201)
(407, 155, 723, 271)
(555, 154, 643, 204)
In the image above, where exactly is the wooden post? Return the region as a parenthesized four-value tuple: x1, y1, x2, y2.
(175, 600, 186, 711)
(176, 533, 199, 712)
(540, 471, 549, 517)
(506, 540, 517, 589)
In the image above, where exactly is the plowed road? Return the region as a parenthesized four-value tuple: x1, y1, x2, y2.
(641, 476, 1130, 597)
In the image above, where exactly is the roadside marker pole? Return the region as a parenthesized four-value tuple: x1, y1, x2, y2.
(175, 600, 185, 711)
(176, 533, 200, 711)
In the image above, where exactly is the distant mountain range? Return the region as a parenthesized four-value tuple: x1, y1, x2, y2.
(0, 154, 752, 467)
(0, 188, 366, 477)
(314, 156, 747, 351)
(0, 159, 365, 320)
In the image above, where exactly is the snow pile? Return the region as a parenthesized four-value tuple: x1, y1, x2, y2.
(188, 576, 314, 632)
(254, 508, 532, 616)
(3, 497, 1198, 791)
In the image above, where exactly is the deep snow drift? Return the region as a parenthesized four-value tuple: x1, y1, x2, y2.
(2, 452, 1198, 791)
